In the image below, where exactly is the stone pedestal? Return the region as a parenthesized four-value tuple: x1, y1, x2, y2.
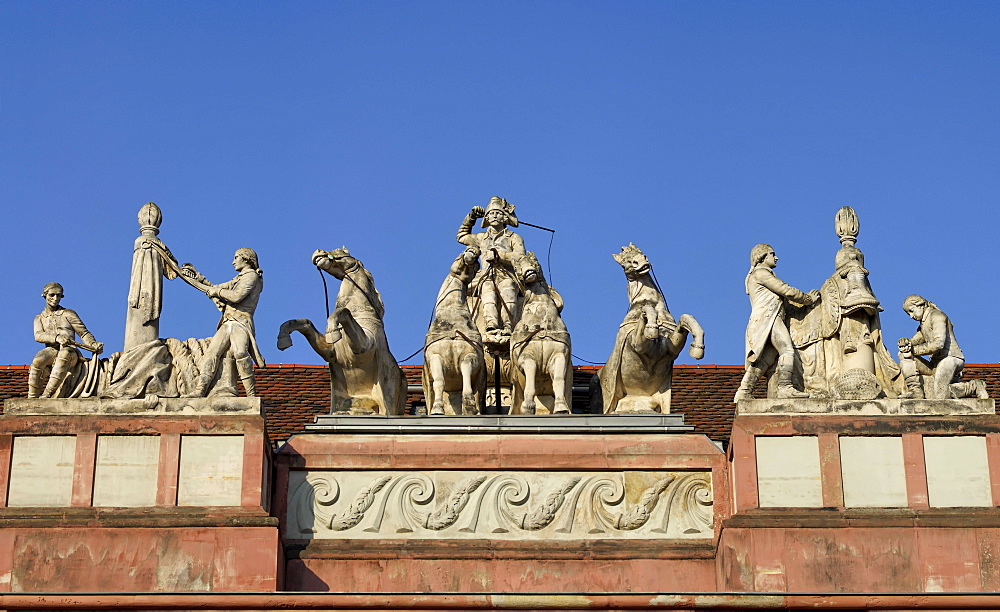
(0, 397, 279, 592)
(721, 398, 1000, 592)
(275, 414, 728, 592)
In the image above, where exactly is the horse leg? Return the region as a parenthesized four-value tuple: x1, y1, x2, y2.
(460, 354, 478, 415)
(550, 350, 571, 414)
(277, 319, 335, 362)
(427, 353, 446, 415)
(335, 308, 375, 354)
(630, 309, 655, 356)
(520, 357, 537, 415)
(678, 314, 705, 360)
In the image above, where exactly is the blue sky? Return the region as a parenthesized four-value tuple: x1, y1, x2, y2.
(2, 2, 999, 368)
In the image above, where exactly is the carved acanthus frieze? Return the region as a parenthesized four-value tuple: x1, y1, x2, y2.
(286, 470, 713, 540)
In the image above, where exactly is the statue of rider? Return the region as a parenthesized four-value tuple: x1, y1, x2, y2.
(456, 197, 526, 335)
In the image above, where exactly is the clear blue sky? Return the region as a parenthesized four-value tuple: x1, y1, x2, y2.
(2, 2, 999, 368)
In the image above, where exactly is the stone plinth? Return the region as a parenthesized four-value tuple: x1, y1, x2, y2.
(737, 397, 995, 416)
(5, 396, 262, 416)
(721, 399, 1000, 592)
(0, 397, 279, 592)
(276, 416, 727, 592)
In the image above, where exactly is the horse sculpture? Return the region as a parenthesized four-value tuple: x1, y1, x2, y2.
(509, 252, 572, 415)
(422, 247, 486, 415)
(277, 247, 406, 415)
(595, 243, 705, 414)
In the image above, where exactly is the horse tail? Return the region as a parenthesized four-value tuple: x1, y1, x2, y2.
(678, 314, 705, 360)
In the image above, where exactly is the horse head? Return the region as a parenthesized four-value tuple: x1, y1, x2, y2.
(514, 251, 544, 286)
(313, 246, 357, 280)
(612, 243, 651, 280)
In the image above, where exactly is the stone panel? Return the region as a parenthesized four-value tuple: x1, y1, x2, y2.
(178, 435, 244, 506)
(92, 436, 160, 507)
(755, 436, 822, 508)
(8, 436, 75, 507)
(286, 470, 713, 540)
(924, 436, 992, 508)
(840, 436, 907, 508)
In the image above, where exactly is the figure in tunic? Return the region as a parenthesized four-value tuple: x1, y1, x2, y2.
(734, 244, 818, 401)
(124, 202, 178, 351)
(897, 295, 987, 400)
(457, 197, 526, 335)
(181, 248, 265, 397)
(29, 282, 103, 398)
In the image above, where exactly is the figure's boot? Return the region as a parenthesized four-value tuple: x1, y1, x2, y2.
(185, 358, 216, 398)
(42, 352, 74, 398)
(950, 379, 988, 400)
(775, 356, 808, 399)
(899, 374, 924, 399)
(733, 365, 763, 402)
(27, 368, 44, 398)
(236, 356, 257, 398)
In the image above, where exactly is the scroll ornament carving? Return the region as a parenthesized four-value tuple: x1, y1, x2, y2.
(288, 471, 713, 539)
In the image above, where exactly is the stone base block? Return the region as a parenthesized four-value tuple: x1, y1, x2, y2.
(737, 398, 995, 416)
(0, 517, 281, 593)
(5, 396, 262, 416)
(276, 429, 728, 592)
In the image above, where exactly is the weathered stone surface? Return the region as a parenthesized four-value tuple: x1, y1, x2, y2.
(178, 435, 245, 506)
(8, 435, 75, 507)
(278, 248, 405, 416)
(5, 396, 262, 416)
(307, 413, 694, 434)
(28, 282, 105, 399)
(755, 436, 823, 508)
(422, 248, 484, 415)
(897, 295, 989, 400)
(839, 436, 908, 508)
(286, 469, 713, 540)
(736, 398, 995, 416)
(93, 435, 160, 507)
(924, 436, 992, 508)
(595, 244, 704, 415)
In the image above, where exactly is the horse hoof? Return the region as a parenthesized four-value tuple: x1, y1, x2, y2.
(276, 335, 292, 351)
(553, 401, 570, 414)
(430, 403, 445, 416)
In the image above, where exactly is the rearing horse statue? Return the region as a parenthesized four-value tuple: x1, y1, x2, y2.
(277, 247, 406, 415)
(594, 243, 705, 414)
(422, 246, 486, 415)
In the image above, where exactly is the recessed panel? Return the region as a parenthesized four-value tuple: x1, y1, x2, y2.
(178, 435, 244, 506)
(924, 436, 992, 508)
(93, 435, 160, 507)
(756, 436, 823, 508)
(8, 436, 75, 507)
(840, 436, 907, 507)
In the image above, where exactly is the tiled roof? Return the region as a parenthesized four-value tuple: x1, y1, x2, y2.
(3, 363, 1000, 449)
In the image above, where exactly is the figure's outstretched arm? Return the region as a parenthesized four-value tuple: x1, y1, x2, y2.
(755, 269, 816, 305)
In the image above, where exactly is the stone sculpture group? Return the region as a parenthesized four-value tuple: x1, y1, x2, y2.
(26, 200, 988, 413)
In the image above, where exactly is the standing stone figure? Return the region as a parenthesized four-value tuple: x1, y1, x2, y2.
(734, 244, 819, 401)
(29, 282, 103, 398)
(124, 202, 178, 352)
(897, 295, 987, 400)
(181, 248, 265, 397)
(457, 197, 526, 335)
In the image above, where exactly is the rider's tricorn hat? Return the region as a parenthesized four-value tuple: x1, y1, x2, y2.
(481, 196, 519, 228)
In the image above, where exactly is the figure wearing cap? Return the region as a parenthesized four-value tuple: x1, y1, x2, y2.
(29, 282, 103, 398)
(456, 197, 526, 334)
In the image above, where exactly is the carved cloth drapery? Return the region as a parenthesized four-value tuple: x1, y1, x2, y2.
(286, 470, 713, 540)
